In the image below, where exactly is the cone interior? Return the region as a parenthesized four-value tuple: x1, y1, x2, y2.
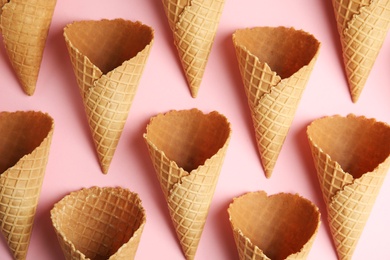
(233, 27, 320, 79)
(145, 109, 230, 172)
(0, 111, 53, 174)
(229, 192, 320, 260)
(51, 187, 145, 259)
(307, 115, 390, 178)
(64, 19, 154, 74)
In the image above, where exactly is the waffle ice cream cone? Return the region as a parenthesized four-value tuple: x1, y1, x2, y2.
(0, 0, 57, 95)
(143, 109, 231, 260)
(64, 19, 154, 174)
(307, 114, 390, 260)
(162, 0, 226, 97)
(331, 0, 390, 102)
(0, 111, 54, 260)
(228, 191, 320, 260)
(232, 26, 320, 178)
(50, 186, 146, 260)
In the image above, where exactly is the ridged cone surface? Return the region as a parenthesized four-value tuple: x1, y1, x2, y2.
(232, 27, 320, 178)
(162, 0, 226, 97)
(63, 19, 154, 174)
(307, 114, 390, 260)
(331, 0, 390, 102)
(0, 111, 54, 260)
(228, 191, 320, 260)
(143, 109, 231, 260)
(0, 0, 57, 95)
(50, 187, 146, 260)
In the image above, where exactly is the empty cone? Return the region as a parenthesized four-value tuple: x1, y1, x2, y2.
(162, 0, 226, 97)
(51, 186, 146, 260)
(228, 191, 320, 260)
(0, 111, 54, 260)
(307, 114, 390, 260)
(232, 26, 320, 178)
(331, 0, 390, 102)
(0, 0, 57, 95)
(63, 19, 154, 174)
(143, 109, 231, 260)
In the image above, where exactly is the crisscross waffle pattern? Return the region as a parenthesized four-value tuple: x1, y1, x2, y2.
(0, 0, 56, 95)
(307, 115, 390, 260)
(331, 0, 390, 102)
(64, 19, 154, 174)
(51, 187, 146, 260)
(0, 111, 54, 260)
(233, 28, 320, 178)
(162, 0, 225, 97)
(144, 109, 231, 260)
(228, 192, 320, 260)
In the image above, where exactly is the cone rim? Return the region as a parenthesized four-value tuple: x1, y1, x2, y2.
(50, 186, 146, 259)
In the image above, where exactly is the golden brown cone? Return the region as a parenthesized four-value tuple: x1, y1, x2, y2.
(228, 191, 321, 260)
(0, 0, 57, 95)
(307, 114, 390, 260)
(143, 109, 231, 260)
(63, 19, 154, 174)
(161, 0, 226, 98)
(0, 111, 54, 260)
(331, 0, 390, 102)
(50, 187, 146, 260)
(232, 26, 320, 178)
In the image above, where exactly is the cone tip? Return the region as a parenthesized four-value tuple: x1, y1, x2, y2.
(190, 86, 199, 98)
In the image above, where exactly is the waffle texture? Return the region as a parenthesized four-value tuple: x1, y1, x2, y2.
(233, 27, 320, 178)
(307, 114, 390, 260)
(331, 0, 390, 102)
(64, 19, 154, 174)
(162, 0, 226, 97)
(50, 186, 146, 260)
(228, 191, 320, 260)
(144, 109, 231, 260)
(0, 0, 57, 95)
(0, 111, 54, 260)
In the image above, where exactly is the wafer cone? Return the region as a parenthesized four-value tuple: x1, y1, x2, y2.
(143, 109, 231, 260)
(64, 19, 154, 174)
(50, 186, 146, 260)
(331, 0, 390, 102)
(232, 27, 320, 178)
(162, 0, 226, 97)
(307, 114, 390, 260)
(0, 111, 54, 260)
(0, 0, 57, 95)
(228, 191, 320, 260)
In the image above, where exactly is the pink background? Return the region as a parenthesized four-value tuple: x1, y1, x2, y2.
(1, 0, 390, 259)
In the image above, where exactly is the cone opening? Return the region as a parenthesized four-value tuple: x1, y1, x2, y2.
(228, 192, 320, 260)
(145, 109, 231, 172)
(51, 187, 145, 259)
(307, 115, 390, 179)
(0, 111, 53, 174)
(233, 27, 320, 79)
(64, 19, 154, 74)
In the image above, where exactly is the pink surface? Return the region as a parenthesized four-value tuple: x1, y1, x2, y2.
(1, 0, 390, 259)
